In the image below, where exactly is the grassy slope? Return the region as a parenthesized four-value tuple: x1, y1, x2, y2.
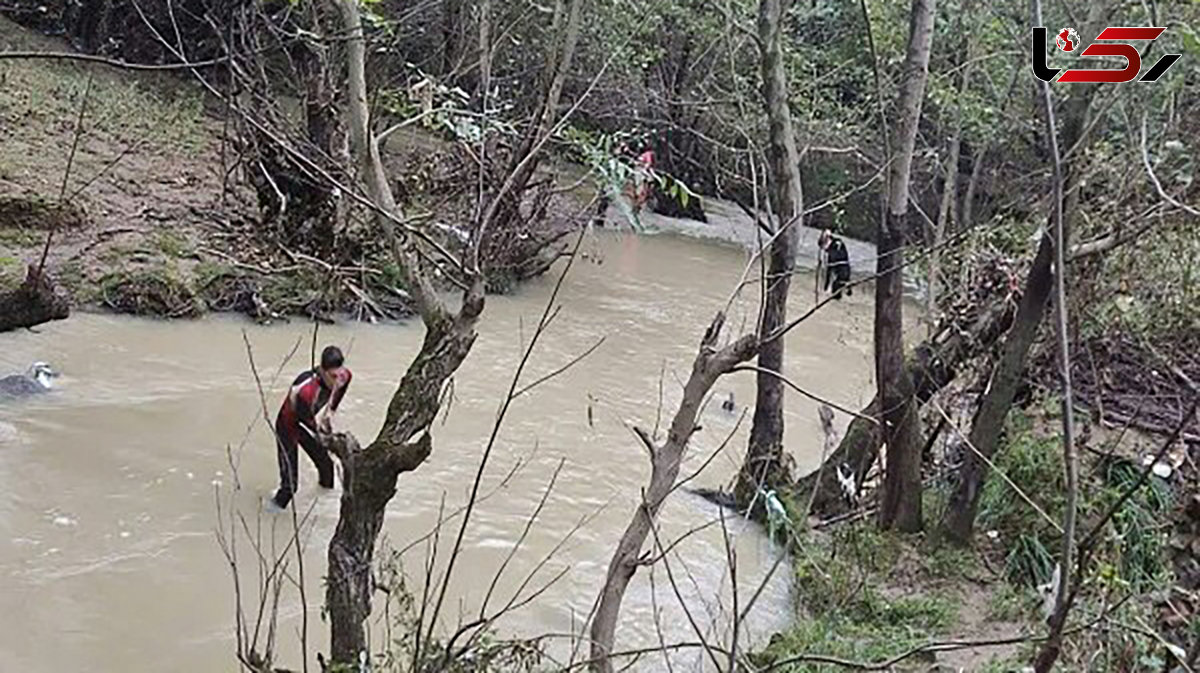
(0, 16, 248, 307)
(0, 16, 590, 317)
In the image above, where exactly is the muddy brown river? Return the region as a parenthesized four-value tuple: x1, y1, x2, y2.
(0, 231, 879, 671)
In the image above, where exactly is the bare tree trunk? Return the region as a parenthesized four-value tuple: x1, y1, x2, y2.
(927, 132, 959, 335)
(961, 146, 985, 229)
(1032, 0, 1078, 664)
(960, 68, 1019, 230)
(735, 0, 804, 505)
(297, 0, 345, 256)
(927, 44, 969, 335)
(590, 314, 758, 672)
(441, 0, 463, 77)
(940, 11, 1100, 543)
(876, 0, 935, 533)
(536, 0, 582, 144)
(939, 236, 1055, 543)
(324, 0, 486, 665)
(477, 0, 491, 112)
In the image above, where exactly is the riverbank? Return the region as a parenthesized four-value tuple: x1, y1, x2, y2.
(0, 14, 889, 327)
(751, 403, 1196, 671)
(0, 16, 572, 324)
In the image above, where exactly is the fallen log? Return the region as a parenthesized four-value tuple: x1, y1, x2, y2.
(0, 266, 70, 332)
(793, 291, 1016, 516)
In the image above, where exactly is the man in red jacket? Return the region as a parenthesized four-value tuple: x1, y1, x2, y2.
(269, 345, 352, 510)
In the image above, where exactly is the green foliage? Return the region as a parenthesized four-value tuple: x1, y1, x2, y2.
(1004, 533, 1055, 588)
(754, 522, 967, 671)
(757, 523, 958, 672)
(1083, 222, 1200, 341)
(561, 125, 699, 231)
(376, 72, 520, 146)
(793, 523, 898, 615)
(976, 406, 1173, 599)
(755, 593, 955, 672)
(154, 230, 193, 259)
(54, 259, 90, 301)
(0, 254, 22, 291)
(985, 582, 1035, 622)
(977, 412, 1064, 551)
(258, 267, 328, 311)
(97, 77, 206, 150)
(1092, 459, 1172, 592)
(0, 227, 41, 247)
(98, 265, 202, 317)
(919, 542, 977, 580)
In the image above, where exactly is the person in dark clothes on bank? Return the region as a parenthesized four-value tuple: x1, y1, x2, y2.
(819, 229, 852, 300)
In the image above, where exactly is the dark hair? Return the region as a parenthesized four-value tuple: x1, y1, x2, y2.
(320, 345, 345, 370)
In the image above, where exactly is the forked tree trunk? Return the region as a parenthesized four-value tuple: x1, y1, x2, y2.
(324, 0, 486, 664)
(325, 309, 482, 661)
(876, 0, 936, 533)
(590, 313, 758, 672)
(734, 0, 804, 506)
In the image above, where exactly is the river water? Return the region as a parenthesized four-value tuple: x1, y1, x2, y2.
(0, 230, 878, 671)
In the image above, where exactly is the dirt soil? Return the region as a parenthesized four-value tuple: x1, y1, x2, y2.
(0, 17, 584, 322)
(880, 544, 1032, 671)
(0, 16, 265, 310)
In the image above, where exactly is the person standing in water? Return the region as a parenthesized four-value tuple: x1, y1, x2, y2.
(268, 345, 352, 510)
(632, 146, 656, 215)
(819, 229, 852, 300)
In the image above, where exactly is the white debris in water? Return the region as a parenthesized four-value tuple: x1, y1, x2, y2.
(119, 531, 131, 539)
(215, 470, 224, 477)
(211, 479, 223, 488)
(186, 472, 194, 480)
(0, 421, 19, 443)
(167, 467, 177, 474)
(52, 516, 76, 527)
